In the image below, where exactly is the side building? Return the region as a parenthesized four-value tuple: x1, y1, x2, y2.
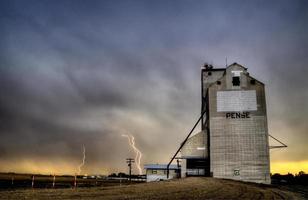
(144, 164, 180, 182)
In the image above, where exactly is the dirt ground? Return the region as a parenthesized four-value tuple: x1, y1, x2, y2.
(0, 177, 303, 200)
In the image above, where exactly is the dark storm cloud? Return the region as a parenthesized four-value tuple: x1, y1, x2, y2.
(0, 0, 308, 173)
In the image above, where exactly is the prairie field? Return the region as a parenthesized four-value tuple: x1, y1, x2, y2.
(0, 173, 136, 189)
(0, 176, 304, 200)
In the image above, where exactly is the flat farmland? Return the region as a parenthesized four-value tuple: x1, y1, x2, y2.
(0, 173, 137, 189)
(0, 177, 304, 200)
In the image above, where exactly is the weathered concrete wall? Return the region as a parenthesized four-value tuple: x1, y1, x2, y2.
(207, 63, 270, 184)
(202, 69, 225, 93)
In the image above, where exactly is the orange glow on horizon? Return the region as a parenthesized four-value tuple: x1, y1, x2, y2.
(271, 161, 308, 174)
(1, 159, 308, 176)
(0, 159, 109, 175)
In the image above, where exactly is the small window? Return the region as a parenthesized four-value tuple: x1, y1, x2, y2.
(250, 79, 256, 85)
(152, 170, 157, 174)
(217, 81, 221, 85)
(232, 76, 240, 86)
(208, 72, 212, 76)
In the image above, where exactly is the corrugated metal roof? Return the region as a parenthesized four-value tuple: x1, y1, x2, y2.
(144, 164, 179, 170)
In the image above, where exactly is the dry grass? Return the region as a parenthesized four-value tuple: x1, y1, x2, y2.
(0, 177, 303, 200)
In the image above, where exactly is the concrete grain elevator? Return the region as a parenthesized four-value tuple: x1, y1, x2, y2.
(174, 63, 271, 184)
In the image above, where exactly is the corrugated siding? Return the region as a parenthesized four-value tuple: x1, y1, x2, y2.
(181, 131, 208, 158)
(210, 117, 270, 183)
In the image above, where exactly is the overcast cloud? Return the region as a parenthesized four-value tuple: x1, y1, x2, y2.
(0, 0, 307, 174)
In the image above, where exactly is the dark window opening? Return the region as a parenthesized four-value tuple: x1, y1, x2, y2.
(186, 159, 210, 177)
(187, 159, 208, 169)
(232, 76, 240, 86)
(217, 81, 221, 85)
(250, 79, 256, 85)
(208, 72, 212, 76)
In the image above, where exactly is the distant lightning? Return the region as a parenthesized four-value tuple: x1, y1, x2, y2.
(77, 145, 86, 175)
(122, 134, 143, 175)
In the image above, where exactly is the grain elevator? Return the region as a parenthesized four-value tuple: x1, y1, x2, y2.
(170, 62, 271, 184)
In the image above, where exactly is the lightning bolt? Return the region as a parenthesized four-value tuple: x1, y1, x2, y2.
(122, 134, 143, 175)
(77, 145, 86, 175)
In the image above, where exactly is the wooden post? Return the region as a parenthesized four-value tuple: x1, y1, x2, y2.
(52, 174, 56, 188)
(177, 159, 180, 178)
(119, 173, 122, 186)
(74, 174, 77, 188)
(32, 175, 35, 188)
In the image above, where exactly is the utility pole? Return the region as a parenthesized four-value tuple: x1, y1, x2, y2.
(126, 158, 134, 181)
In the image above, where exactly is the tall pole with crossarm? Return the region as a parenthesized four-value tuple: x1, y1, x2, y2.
(126, 158, 134, 181)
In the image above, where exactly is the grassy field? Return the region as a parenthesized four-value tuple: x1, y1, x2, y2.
(0, 177, 304, 200)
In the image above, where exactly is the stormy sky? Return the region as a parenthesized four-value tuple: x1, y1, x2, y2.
(0, 0, 308, 175)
